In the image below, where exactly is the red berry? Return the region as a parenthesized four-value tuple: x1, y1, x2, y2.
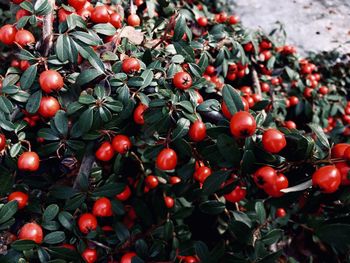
(68, 0, 87, 10)
(331, 143, 350, 159)
(92, 197, 113, 217)
(253, 166, 277, 189)
(156, 148, 178, 170)
(82, 248, 98, 263)
(145, 175, 159, 189)
(15, 29, 35, 47)
(18, 222, 43, 244)
(188, 120, 206, 142)
(228, 15, 239, 25)
(133, 103, 147, 125)
(110, 13, 122, 28)
(116, 185, 132, 201)
(0, 134, 6, 151)
(262, 128, 287, 153)
(58, 8, 73, 22)
(230, 111, 256, 138)
(197, 17, 208, 27)
(91, 5, 110, 24)
(39, 70, 64, 93)
(288, 96, 299, 106)
(18, 152, 40, 172)
(264, 173, 288, 197)
(112, 135, 132, 154)
(173, 72, 192, 90)
(164, 196, 175, 208)
(95, 142, 115, 162)
(127, 14, 141, 27)
(78, 213, 98, 234)
(312, 165, 341, 193)
(284, 121, 296, 129)
(0, 25, 17, 45)
(335, 162, 350, 186)
(193, 166, 212, 183)
(169, 176, 181, 185)
(120, 252, 137, 263)
(276, 208, 286, 218)
(38, 96, 60, 118)
(8, 191, 28, 209)
(224, 186, 246, 203)
(122, 58, 141, 74)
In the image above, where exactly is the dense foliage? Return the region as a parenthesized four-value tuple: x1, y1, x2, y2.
(0, 0, 350, 262)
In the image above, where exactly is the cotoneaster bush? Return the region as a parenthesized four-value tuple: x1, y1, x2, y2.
(0, 0, 349, 262)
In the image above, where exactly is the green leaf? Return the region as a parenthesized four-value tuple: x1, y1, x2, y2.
(261, 229, 283, 245)
(38, 128, 60, 141)
(43, 204, 59, 222)
(199, 200, 226, 215)
(0, 200, 18, 224)
(222, 84, 244, 115)
(53, 110, 68, 136)
(316, 224, 350, 253)
(92, 23, 117, 35)
(140, 69, 154, 88)
(229, 220, 252, 244)
(75, 42, 105, 73)
(34, 0, 53, 16)
(173, 41, 195, 63)
(76, 68, 104, 86)
(58, 211, 74, 230)
(255, 201, 266, 224)
(9, 142, 22, 158)
(56, 35, 68, 62)
(43, 231, 66, 244)
(172, 118, 190, 141)
(92, 183, 125, 197)
(20, 65, 37, 90)
(70, 31, 100, 46)
(79, 108, 93, 132)
(0, 96, 14, 114)
(26, 90, 42, 114)
(308, 123, 330, 149)
(202, 170, 230, 195)
(11, 240, 37, 251)
(173, 15, 186, 41)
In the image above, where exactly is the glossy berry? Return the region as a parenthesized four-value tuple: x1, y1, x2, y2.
(95, 142, 115, 161)
(193, 166, 212, 183)
(173, 72, 192, 90)
(116, 185, 132, 201)
(188, 120, 206, 142)
(156, 148, 178, 170)
(38, 96, 60, 118)
(145, 175, 159, 189)
(67, 0, 86, 10)
(224, 186, 246, 203)
(228, 15, 239, 25)
(127, 14, 141, 27)
(253, 166, 277, 189)
(112, 135, 132, 154)
(92, 197, 113, 217)
(331, 143, 350, 159)
(262, 129, 287, 153)
(276, 208, 286, 218)
(110, 13, 122, 28)
(133, 103, 147, 125)
(288, 96, 299, 106)
(230, 111, 256, 138)
(18, 222, 43, 244)
(264, 173, 288, 197)
(0, 24, 17, 45)
(18, 152, 40, 172)
(284, 121, 296, 129)
(0, 134, 6, 151)
(91, 5, 110, 24)
(122, 58, 141, 74)
(169, 176, 181, 185)
(312, 165, 341, 193)
(197, 17, 208, 27)
(164, 196, 175, 208)
(8, 191, 28, 209)
(82, 248, 97, 263)
(39, 70, 64, 93)
(335, 162, 350, 186)
(342, 146, 350, 161)
(78, 213, 98, 234)
(58, 8, 73, 22)
(120, 252, 137, 263)
(15, 29, 35, 47)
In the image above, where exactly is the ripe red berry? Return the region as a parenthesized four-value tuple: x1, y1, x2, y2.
(58, 8, 73, 22)
(38, 96, 60, 118)
(95, 142, 115, 161)
(288, 96, 299, 106)
(169, 176, 181, 185)
(342, 146, 350, 161)
(156, 148, 178, 171)
(264, 173, 289, 197)
(253, 166, 277, 189)
(197, 17, 208, 27)
(120, 252, 137, 263)
(193, 166, 212, 183)
(228, 15, 239, 25)
(0, 24, 17, 45)
(262, 128, 287, 153)
(78, 213, 98, 234)
(91, 5, 110, 24)
(112, 135, 132, 154)
(284, 121, 296, 129)
(188, 120, 206, 142)
(39, 70, 64, 93)
(18, 222, 43, 244)
(122, 58, 141, 74)
(0, 134, 6, 151)
(335, 162, 350, 186)
(18, 152, 40, 172)
(67, 0, 87, 10)
(110, 13, 122, 28)
(92, 197, 113, 217)
(116, 185, 132, 201)
(331, 143, 350, 159)
(133, 103, 147, 125)
(14, 29, 35, 47)
(276, 208, 286, 218)
(224, 186, 246, 203)
(164, 196, 175, 208)
(127, 14, 141, 27)
(230, 111, 256, 138)
(82, 248, 98, 263)
(8, 191, 28, 209)
(145, 175, 159, 189)
(173, 72, 193, 90)
(312, 165, 341, 193)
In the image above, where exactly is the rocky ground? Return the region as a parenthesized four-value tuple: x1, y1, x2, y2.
(231, 0, 350, 55)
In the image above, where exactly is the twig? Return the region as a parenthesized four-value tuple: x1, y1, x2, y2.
(73, 142, 95, 190)
(41, 0, 55, 56)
